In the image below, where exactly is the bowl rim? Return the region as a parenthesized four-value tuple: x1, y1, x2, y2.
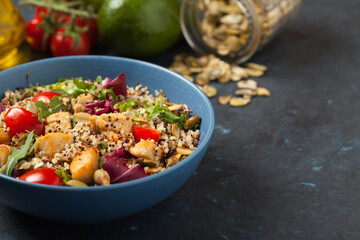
(0, 55, 215, 191)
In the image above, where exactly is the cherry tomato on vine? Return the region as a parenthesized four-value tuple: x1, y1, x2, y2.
(32, 91, 61, 105)
(26, 16, 52, 52)
(19, 168, 63, 186)
(133, 125, 160, 142)
(50, 28, 91, 57)
(62, 16, 99, 46)
(4, 107, 45, 137)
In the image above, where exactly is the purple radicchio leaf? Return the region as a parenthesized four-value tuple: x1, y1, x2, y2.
(12, 169, 25, 178)
(102, 73, 128, 97)
(0, 104, 6, 114)
(85, 95, 114, 115)
(102, 145, 147, 184)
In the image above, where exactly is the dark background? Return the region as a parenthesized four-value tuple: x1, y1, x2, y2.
(2, 0, 360, 239)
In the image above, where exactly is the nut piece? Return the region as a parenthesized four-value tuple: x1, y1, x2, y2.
(93, 169, 111, 186)
(218, 95, 232, 105)
(256, 87, 271, 96)
(230, 97, 250, 107)
(184, 115, 200, 130)
(171, 124, 181, 138)
(176, 147, 194, 156)
(65, 180, 88, 187)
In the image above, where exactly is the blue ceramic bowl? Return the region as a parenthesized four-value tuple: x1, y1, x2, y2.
(0, 56, 214, 224)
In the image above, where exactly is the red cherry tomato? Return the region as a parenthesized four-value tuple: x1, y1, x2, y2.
(26, 16, 52, 52)
(50, 28, 91, 57)
(4, 107, 45, 137)
(133, 125, 160, 142)
(61, 16, 99, 47)
(32, 91, 61, 105)
(19, 168, 63, 186)
(34, 6, 48, 17)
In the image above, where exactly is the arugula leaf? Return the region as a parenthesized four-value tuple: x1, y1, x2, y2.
(98, 88, 116, 101)
(94, 75, 103, 84)
(1, 131, 37, 176)
(114, 99, 139, 112)
(49, 96, 67, 113)
(157, 111, 188, 129)
(145, 100, 169, 121)
(51, 89, 68, 95)
(144, 100, 188, 129)
(73, 78, 93, 90)
(55, 167, 72, 184)
(35, 96, 67, 121)
(35, 101, 50, 121)
(99, 156, 104, 169)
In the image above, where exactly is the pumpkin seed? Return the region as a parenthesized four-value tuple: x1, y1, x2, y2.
(176, 147, 194, 156)
(196, 72, 210, 85)
(218, 95, 232, 105)
(184, 115, 200, 130)
(202, 84, 218, 98)
(73, 112, 91, 123)
(168, 104, 183, 111)
(245, 62, 268, 72)
(237, 79, 258, 90)
(244, 68, 264, 77)
(220, 14, 243, 25)
(235, 89, 256, 96)
(134, 118, 148, 123)
(183, 74, 194, 82)
(256, 87, 271, 96)
(171, 124, 181, 138)
(229, 97, 251, 107)
(93, 169, 111, 186)
(66, 180, 88, 187)
(166, 153, 182, 168)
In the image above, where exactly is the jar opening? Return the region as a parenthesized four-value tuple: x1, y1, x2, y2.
(180, 0, 261, 64)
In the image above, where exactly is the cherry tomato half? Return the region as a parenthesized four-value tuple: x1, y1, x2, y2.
(19, 168, 63, 186)
(50, 28, 91, 57)
(32, 91, 61, 105)
(26, 16, 52, 52)
(4, 107, 45, 137)
(133, 125, 160, 142)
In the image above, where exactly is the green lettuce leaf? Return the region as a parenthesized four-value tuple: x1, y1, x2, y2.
(55, 167, 72, 184)
(114, 99, 139, 112)
(1, 131, 37, 176)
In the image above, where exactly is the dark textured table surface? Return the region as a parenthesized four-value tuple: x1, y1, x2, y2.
(1, 0, 360, 239)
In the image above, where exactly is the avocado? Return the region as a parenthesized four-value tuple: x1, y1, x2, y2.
(97, 0, 182, 58)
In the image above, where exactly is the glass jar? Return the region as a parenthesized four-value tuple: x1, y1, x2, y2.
(0, 0, 27, 70)
(180, 0, 302, 64)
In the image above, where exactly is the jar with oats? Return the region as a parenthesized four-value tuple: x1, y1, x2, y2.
(180, 0, 302, 64)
